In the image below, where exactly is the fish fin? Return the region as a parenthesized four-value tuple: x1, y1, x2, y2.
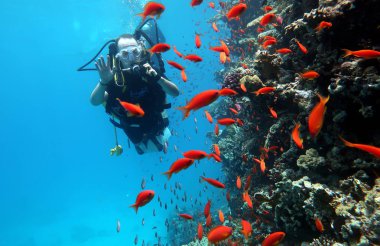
(339, 136, 354, 147)
(316, 93, 330, 104)
(177, 106, 190, 120)
(342, 49, 353, 58)
(163, 171, 172, 180)
(130, 204, 138, 213)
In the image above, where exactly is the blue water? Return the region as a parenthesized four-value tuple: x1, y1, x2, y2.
(0, 0, 230, 245)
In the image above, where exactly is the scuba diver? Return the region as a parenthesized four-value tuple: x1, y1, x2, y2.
(78, 18, 179, 155)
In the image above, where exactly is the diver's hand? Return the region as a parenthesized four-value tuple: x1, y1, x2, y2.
(95, 55, 114, 84)
(143, 63, 158, 78)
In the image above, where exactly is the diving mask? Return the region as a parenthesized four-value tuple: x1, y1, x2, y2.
(115, 45, 143, 65)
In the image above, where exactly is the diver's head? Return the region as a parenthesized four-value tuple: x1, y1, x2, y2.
(115, 34, 146, 68)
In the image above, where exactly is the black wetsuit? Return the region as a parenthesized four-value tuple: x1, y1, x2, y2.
(105, 72, 169, 146)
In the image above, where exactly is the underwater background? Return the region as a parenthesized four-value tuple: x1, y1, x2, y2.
(0, 0, 379, 245)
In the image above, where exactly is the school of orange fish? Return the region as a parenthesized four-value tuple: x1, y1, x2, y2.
(117, 1, 380, 245)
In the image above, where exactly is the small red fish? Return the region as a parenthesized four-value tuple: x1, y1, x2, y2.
(218, 210, 225, 223)
(204, 200, 211, 218)
(201, 176, 225, 188)
(236, 176, 241, 189)
(209, 46, 225, 52)
(315, 21, 332, 32)
(220, 40, 230, 56)
(220, 51, 227, 64)
(229, 108, 238, 115)
(262, 39, 277, 49)
(226, 3, 247, 20)
(253, 87, 276, 96)
(299, 70, 320, 80)
(116, 98, 145, 117)
(217, 118, 236, 126)
(183, 150, 209, 160)
(241, 219, 252, 239)
(167, 60, 184, 70)
(179, 213, 193, 220)
(292, 122, 304, 149)
(163, 158, 195, 179)
(206, 214, 212, 227)
(210, 153, 222, 162)
(262, 232, 286, 246)
(207, 226, 233, 243)
(213, 144, 220, 156)
(260, 13, 276, 26)
(184, 54, 203, 62)
(198, 223, 203, 240)
(195, 33, 201, 48)
(209, 2, 215, 8)
(339, 136, 380, 158)
(130, 190, 155, 213)
(242, 191, 253, 208)
(308, 93, 329, 138)
(315, 218, 324, 233)
(212, 22, 219, 32)
(149, 43, 170, 54)
(205, 110, 213, 123)
(181, 69, 187, 82)
(240, 83, 247, 92)
(268, 107, 278, 119)
(215, 123, 219, 136)
(263, 5, 273, 12)
(191, 0, 203, 7)
(342, 49, 380, 59)
(137, 2, 165, 20)
(173, 46, 184, 58)
(276, 48, 292, 54)
(177, 90, 220, 119)
(295, 39, 308, 54)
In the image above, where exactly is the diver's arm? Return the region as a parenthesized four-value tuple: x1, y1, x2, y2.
(90, 82, 109, 106)
(157, 77, 180, 97)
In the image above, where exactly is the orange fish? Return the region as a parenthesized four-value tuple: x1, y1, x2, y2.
(299, 70, 320, 80)
(183, 150, 209, 160)
(220, 40, 230, 56)
(209, 2, 215, 8)
(276, 48, 292, 54)
(184, 54, 203, 62)
(195, 33, 201, 48)
(167, 60, 184, 70)
(214, 144, 220, 156)
(268, 107, 277, 119)
(191, 0, 203, 7)
(217, 118, 236, 126)
(181, 69, 187, 82)
(262, 232, 286, 246)
(205, 110, 213, 123)
(220, 51, 227, 63)
(179, 213, 193, 220)
(315, 21, 332, 32)
(130, 190, 155, 213)
(210, 46, 225, 52)
(207, 226, 233, 243)
(198, 223, 203, 240)
(262, 39, 277, 49)
(243, 191, 253, 208)
(263, 5, 273, 12)
(201, 176, 225, 188)
(295, 39, 308, 54)
(236, 176, 241, 189)
(241, 219, 252, 239)
(229, 108, 239, 115)
(342, 49, 380, 59)
(204, 200, 211, 218)
(206, 214, 212, 227)
(339, 136, 380, 158)
(292, 122, 304, 149)
(308, 93, 329, 138)
(260, 13, 276, 26)
(240, 83, 247, 92)
(137, 2, 165, 20)
(253, 86, 276, 96)
(116, 98, 145, 117)
(215, 123, 220, 136)
(226, 3, 247, 20)
(163, 158, 195, 179)
(315, 218, 324, 233)
(210, 153, 222, 162)
(173, 46, 184, 58)
(212, 22, 219, 32)
(260, 157, 266, 173)
(219, 88, 238, 96)
(177, 90, 220, 119)
(218, 210, 225, 223)
(148, 43, 170, 54)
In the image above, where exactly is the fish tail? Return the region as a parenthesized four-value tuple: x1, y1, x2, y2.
(342, 49, 353, 58)
(130, 204, 138, 213)
(253, 90, 259, 96)
(316, 93, 330, 104)
(339, 136, 354, 147)
(207, 154, 213, 160)
(177, 106, 190, 120)
(136, 12, 146, 20)
(163, 171, 172, 180)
